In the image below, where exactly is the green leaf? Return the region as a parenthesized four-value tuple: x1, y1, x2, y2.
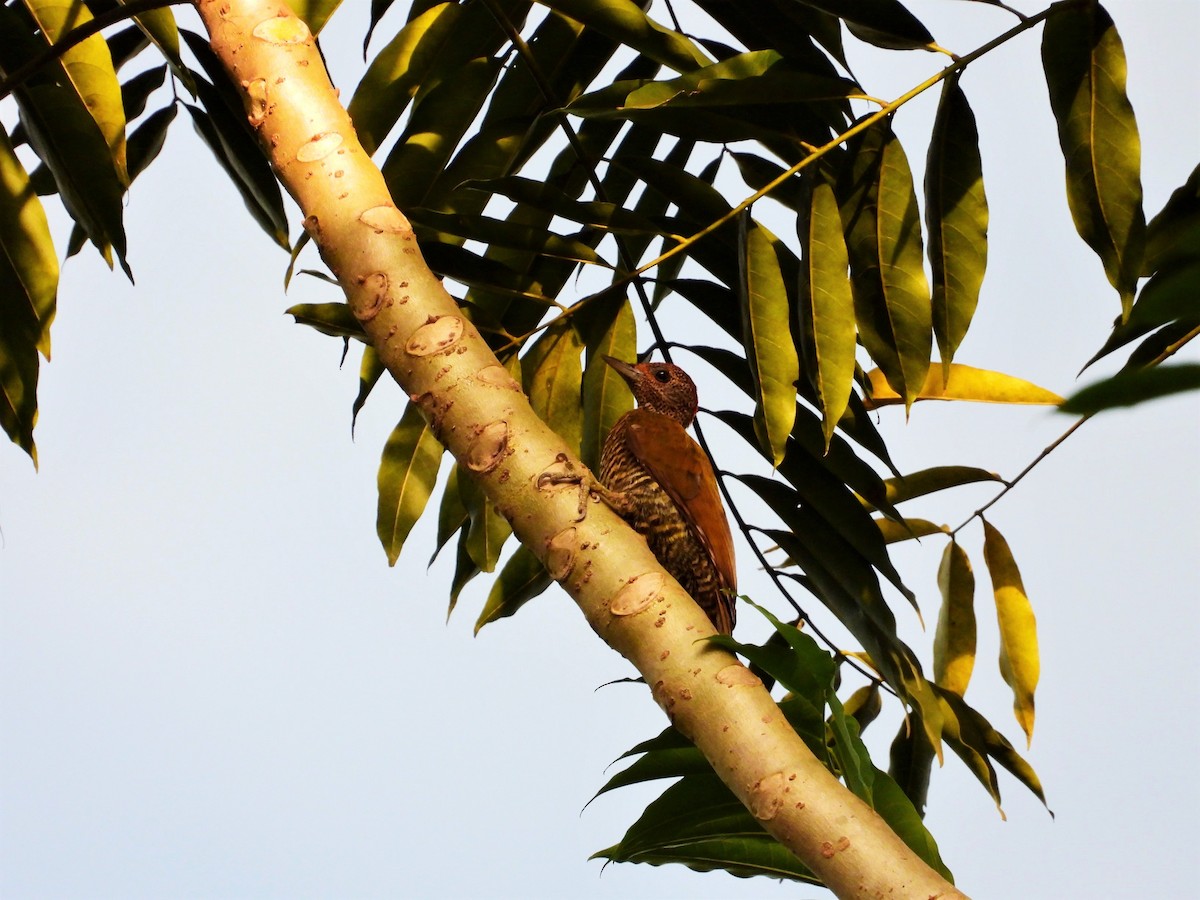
(522, 321, 584, 453)
(286, 302, 366, 340)
(1059, 363, 1200, 415)
(875, 517, 946, 544)
(459, 471, 512, 574)
(1126, 259, 1200, 331)
(432, 464, 469, 568)
(926, 76, 987, 379)
(376, 403, 445, 566)
(0, 123, 56, 357)
(283, 0, 343, 33)
(4, 29, 129, 275)
(408, 207, 604, 266)
(348, 2, 463, 155)
(1042, 2, 1145, 317)
(982, 521, 1038, 747)
(798, 176, 856, 450)
(538, 0, 711, 72)
(1144, 163, 1200, 273)
(184, 73, 289, 249)
(593, 775, 820, 883)
(795, 0, 937, 51)
(475, 546, 553, 632)
(878, 466, 1004, 507)
(933, 541, 976, 696)
(862, 363, 1063, 408)
(840, 123, 932, 411)
(580, 300, 635, 471)
(352, 346, 386, 433)
(738, 213, 799, 466)
(25, 0, 128, 183)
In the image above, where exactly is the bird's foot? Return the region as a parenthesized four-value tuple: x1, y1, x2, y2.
(536, 454, 595, 522)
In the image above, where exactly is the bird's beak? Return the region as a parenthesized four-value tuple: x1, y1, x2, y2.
(602, 355, 640, 385)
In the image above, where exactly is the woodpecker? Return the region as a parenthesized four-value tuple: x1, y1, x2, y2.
(596, 357, 737, 634)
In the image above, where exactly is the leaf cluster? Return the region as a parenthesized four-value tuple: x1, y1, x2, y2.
(1, 0, 1194, 884)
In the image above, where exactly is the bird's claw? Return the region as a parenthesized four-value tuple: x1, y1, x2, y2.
(537, 453, 593, 522)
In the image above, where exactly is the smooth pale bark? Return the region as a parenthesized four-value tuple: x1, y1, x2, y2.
(193, 2, 966, 896)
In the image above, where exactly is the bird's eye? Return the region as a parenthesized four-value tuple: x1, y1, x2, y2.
(653, 368, 671, 383)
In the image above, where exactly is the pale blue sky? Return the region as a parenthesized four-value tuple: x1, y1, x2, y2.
(2, 2, 1197, 898)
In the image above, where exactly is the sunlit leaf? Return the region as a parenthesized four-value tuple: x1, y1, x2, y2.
(283, 0, 343, 33)
(475, 546, 553, 632)
(352, 346, 386, 433)
(0, 124, 56, 356)
(738, 213, 798, 466)
(798, 176, 855, 450)
(580, 300, 635, 471)
(875, 517, 946, 544)
(862, 363, 1062, 408)
(841, 123, 931, 411)
(460, 470, 512, 574)
(539, 0, 711, 72)
(377, 402, 445, 566)
(287, 301, 366, 341)
(933, 541, 976, 696)
(926, 76, 987, 379)
(1042, 2, 1145, 317)
(349, 2, 463, 154)
(878, 465, 1004, 506)
(982, 521, 1038, 747)
(522, 321, 584, 453)
(25, 0, 128, 182)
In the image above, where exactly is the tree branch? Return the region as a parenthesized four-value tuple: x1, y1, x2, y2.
(191, 1, 966, 896)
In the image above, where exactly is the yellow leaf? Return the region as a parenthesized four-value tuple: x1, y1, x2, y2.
(862, 363, 1063, 409)
(982, 521, 1040, 746)
(874, 517, 947, 544)
(933, 541, 976, 696)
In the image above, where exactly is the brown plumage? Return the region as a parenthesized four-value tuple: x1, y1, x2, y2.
(598, 357, 737, 634)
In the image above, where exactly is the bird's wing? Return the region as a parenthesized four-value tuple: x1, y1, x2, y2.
(625, 409, 737, 596)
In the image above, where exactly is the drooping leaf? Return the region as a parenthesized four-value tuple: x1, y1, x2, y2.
(538, 0, 711, 72)
(1126, 259, 1200, 331)
(522, 321, 584, 453)
(580, 299, 635, 470)
(933, 541, 976, 696)
(875, 517, 946, 544)
(283, 0, 343, 33)
(0, 3, 129, 275)
(840, 122, 932, 411)
(25, 0, 128, 183)
(475, 546, 553, 632)
(1144, 163, 1200, 274)
(738, 213, 799, 466)
(183, 69, 289, 248)
(795, 0, 937, 51)
(349, 2, 464, 154)
(862, 363, 1062, 408)
(0, 123, 56, 356)
(1059, 363, 1200, 414)
(287, 301, 367, 341)
(1042, 1, 1145, 317)
(376, 402, 445, 566)
(982, 520, 1038, 747)
(352, 346, 386, 433)
(926, 76, 988, 379)
(592, 775, 820, 883)
(878, 466, 1004, 506)
(798, 175, 856, 450)
(459, 469, 512, 574)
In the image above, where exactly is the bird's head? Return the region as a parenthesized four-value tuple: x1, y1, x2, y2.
(604, 356, 699, 426)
